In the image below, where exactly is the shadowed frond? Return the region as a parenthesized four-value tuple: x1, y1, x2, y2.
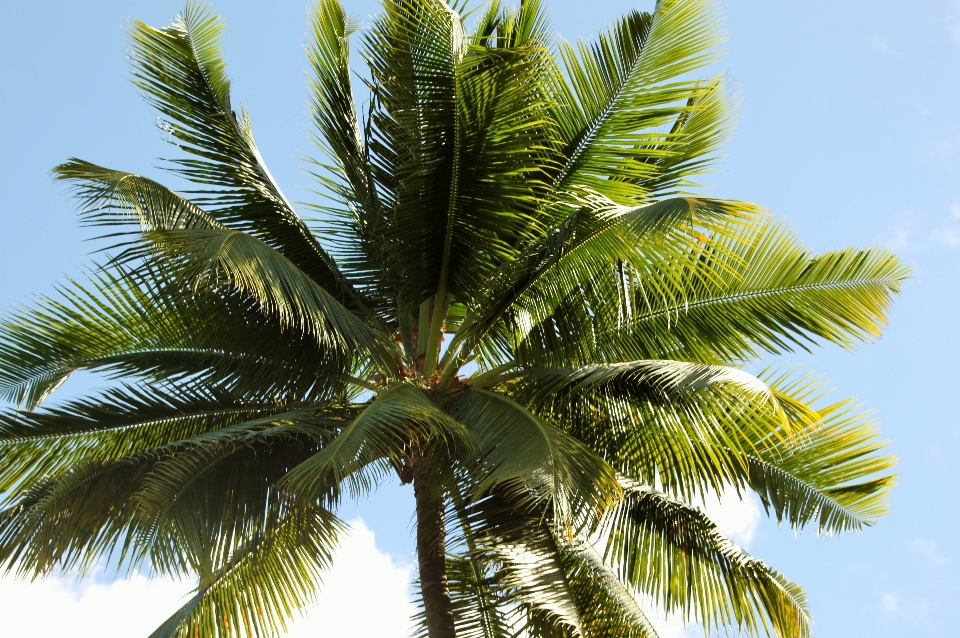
(603, 483, 810, 638)
(126, 227, 399, 367)
(454, 387, 621, 523)
(561, 543, 660, 638)
(0, 384, 306, 491)
(0, 402, 348, 579)
(361, 0, 465, 304)
(0, 264, 347, 410)
(285, 382, 476, 501)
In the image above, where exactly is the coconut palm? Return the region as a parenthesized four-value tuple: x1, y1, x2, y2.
(0, 0, 905, 637)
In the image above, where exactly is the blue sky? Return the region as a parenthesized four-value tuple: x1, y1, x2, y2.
(1, 1, 958, 636)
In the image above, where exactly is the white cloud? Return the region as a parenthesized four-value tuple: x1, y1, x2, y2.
(645, 605, 694, 638)
(286, 520, 416, 637)
(0, 572, 191, 637)
(0, 519, 416, 638)
(952, 202, 960, 218)
(697, 487, 763, 548)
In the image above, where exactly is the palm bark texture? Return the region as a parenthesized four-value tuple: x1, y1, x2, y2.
(0, 1, 907, 637)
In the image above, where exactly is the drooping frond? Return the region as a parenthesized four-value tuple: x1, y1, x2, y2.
(412, 554, 514, 638)
(0, 401, 348, 579)
(0, 384, 305, 491)
(127, 227, 399, 368)
(513, 359, 787, 504)
(461, 491, 584, 635)
(741, 371, 897, 535)
(0, 264, 347, 410)
(149, 503, 344, 638)
(561, 543, 660, 638)
(602, 483, 811, 638)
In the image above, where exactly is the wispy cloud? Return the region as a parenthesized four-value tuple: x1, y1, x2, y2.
(930, 226, 960, 247)
(870, 33, 890, 55)
(913, 537, 949, 566)
(950, 1, 960, 44)
(882, 592, 900, 614)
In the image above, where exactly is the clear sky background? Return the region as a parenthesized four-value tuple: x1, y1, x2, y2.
(1, 0, 958, 636)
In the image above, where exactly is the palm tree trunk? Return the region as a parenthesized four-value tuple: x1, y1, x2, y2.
(412, 444, 456, 638)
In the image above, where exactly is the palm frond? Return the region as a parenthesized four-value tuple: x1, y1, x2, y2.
(54, 159, 222, 232)
(128, 1, 368, 312)
(454, 387, 620, 523)
(466, 196, 762, 369)
(585, 218, 910, 365)
(512, 359, 789, 504)
(561, 543, 660, 638)
(603, 483, 810, 638)
(362, 0, 465, 304)
(0, 384, 302, 491)
(0, 402, 348, 579)
(149, 503, 343, 638)
(127, 227, 399, 368)
(0, 264, 346, 409)
(463, 491, 583, 635)
(303, 0, 389, 307)
(742, 371, 897, 534)
(550, 0, 726, 204)
(284, 382, 476, 501)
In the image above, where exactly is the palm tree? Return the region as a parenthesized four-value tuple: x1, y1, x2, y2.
(0, 0, 906, 636)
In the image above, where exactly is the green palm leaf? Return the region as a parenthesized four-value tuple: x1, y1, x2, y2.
(550, 0, 725, 204)
(129, 226, 398, 367)
(454, 387, 621, 520)
(0, 384, 301, 491)
(561, 543, 660, 638)
(285, 382, 476, 501)
(0, 265, 347, 409)
(742, 371, 897, 534)
(589, 218, 908, 365)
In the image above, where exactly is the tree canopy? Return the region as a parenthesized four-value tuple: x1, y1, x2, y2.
(0, 1, 906, 637)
